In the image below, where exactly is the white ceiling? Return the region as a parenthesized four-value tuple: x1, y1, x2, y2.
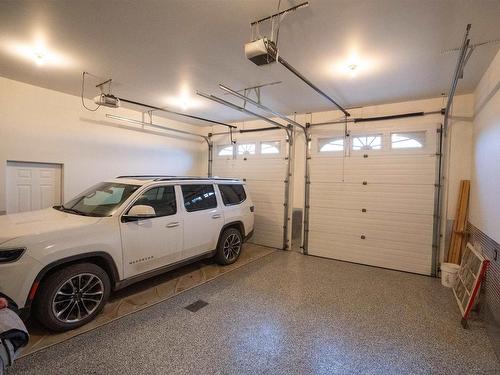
(1, 0, 499, 125)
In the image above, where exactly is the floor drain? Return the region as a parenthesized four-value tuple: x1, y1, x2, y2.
(185, 299, 208, 312)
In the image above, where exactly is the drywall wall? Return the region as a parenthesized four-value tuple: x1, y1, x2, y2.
(469, 48, 500, 362)
(0, 76, 206, 213)
(470, 49, 500, 244)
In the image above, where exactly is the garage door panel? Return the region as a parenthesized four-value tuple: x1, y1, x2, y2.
(214, 160, 286, 181)
(310, 208, 433, 245)
(342, 155, 436, 185)
(310, 155, 436, 185)
(254, 203, 284, 222)
(308, 233, 432, 275)
(309, 232, 432, 262)
(251, 224, 283, 249)
(233, 159, 286, 181)
(308, 126, 437, 275)
(213, 141, 287, 249)
(310, 158, 344, 182)
(245, 182, 284, 200)
(310, 183, 435, 215)
(251, 193, 284, 206)
(212, 160, 236, 177)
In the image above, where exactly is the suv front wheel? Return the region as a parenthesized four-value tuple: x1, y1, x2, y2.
(34, 263, 111, 332)
(215, 228, 243, 265)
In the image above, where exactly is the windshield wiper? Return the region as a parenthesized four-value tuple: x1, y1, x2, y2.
(59, 206, 92, 216)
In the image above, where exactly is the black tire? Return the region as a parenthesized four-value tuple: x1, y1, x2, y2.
(215, 228, 243, 265)
(33, 263, 110, 332)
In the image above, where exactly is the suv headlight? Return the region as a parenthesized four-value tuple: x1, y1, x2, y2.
(0, 248, 26, 263)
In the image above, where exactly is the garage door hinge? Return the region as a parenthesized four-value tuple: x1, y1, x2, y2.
(435, 153, 442, 156)
(434, 183, 441, 187)
(306, 156, 312, 160)
(283, 203, 288, 207)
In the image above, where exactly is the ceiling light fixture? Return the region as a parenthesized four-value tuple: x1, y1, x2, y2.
(166, 88, 203, 111)
(4, 38, 70, 67)
(34, 51, 45, 65)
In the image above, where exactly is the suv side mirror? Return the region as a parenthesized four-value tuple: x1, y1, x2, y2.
(122, 205, 156, 222)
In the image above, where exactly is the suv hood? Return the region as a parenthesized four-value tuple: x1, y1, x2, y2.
(0, 208, 102, 246)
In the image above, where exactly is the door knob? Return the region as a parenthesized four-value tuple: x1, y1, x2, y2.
(166, 222, 180, 228)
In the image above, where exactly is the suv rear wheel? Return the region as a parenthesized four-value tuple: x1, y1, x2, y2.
(215, 228, 243, 265)
(34, 263, 110, 332)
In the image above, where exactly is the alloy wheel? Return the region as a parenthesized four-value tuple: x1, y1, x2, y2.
(223, 233, 241, 262)
(51, 273, 104, 323)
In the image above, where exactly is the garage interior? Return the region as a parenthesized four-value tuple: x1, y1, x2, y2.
(0, 1, 500, 374)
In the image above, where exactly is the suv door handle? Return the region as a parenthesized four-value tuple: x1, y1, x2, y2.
(166, 222, 180, 228)
(212, 214, 222, 219)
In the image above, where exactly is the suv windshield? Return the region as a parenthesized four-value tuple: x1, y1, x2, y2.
(57, 182, 140, 217)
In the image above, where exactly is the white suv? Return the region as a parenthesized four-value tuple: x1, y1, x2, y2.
(0, 176, 254, 331)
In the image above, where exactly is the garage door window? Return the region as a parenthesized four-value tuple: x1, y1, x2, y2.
(237, 143, 256, 155)
(260, 141, 281, 154)
(217, 145, 234, 156)
(352, 135, 382, 151)
(182, 184, 217, 212)
(319, 137, 344, 152)
(218, 184, 246, 205)
(391, 131, 426, 149)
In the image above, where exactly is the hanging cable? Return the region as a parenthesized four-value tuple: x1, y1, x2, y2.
(274, 0, 287, 47)
(81, 72, 100, 112)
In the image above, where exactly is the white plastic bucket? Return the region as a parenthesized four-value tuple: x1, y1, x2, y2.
(441, 263, 461, 288)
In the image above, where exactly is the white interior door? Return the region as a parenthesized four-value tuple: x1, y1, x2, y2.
(6, 161, 62, 214)
(212, 131, 288, 249)
(308, 122, 438, 275)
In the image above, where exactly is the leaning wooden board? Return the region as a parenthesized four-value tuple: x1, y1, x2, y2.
(448, 180, 470, 264)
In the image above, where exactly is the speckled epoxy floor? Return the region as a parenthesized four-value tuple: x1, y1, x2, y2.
(10, 251, 500, 375)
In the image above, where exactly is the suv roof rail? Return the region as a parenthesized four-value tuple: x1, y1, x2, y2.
(116, 175, 242, 182)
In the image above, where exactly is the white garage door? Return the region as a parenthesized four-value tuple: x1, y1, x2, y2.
(213, 131, 289, 249)
(308, 122, 438, 275)
(6, 161, 62, 214)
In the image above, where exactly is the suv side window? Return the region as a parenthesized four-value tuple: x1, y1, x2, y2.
(218, 184, 246, 206)
(181, 184, 217, 212)
(128, 186, 177, 217)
